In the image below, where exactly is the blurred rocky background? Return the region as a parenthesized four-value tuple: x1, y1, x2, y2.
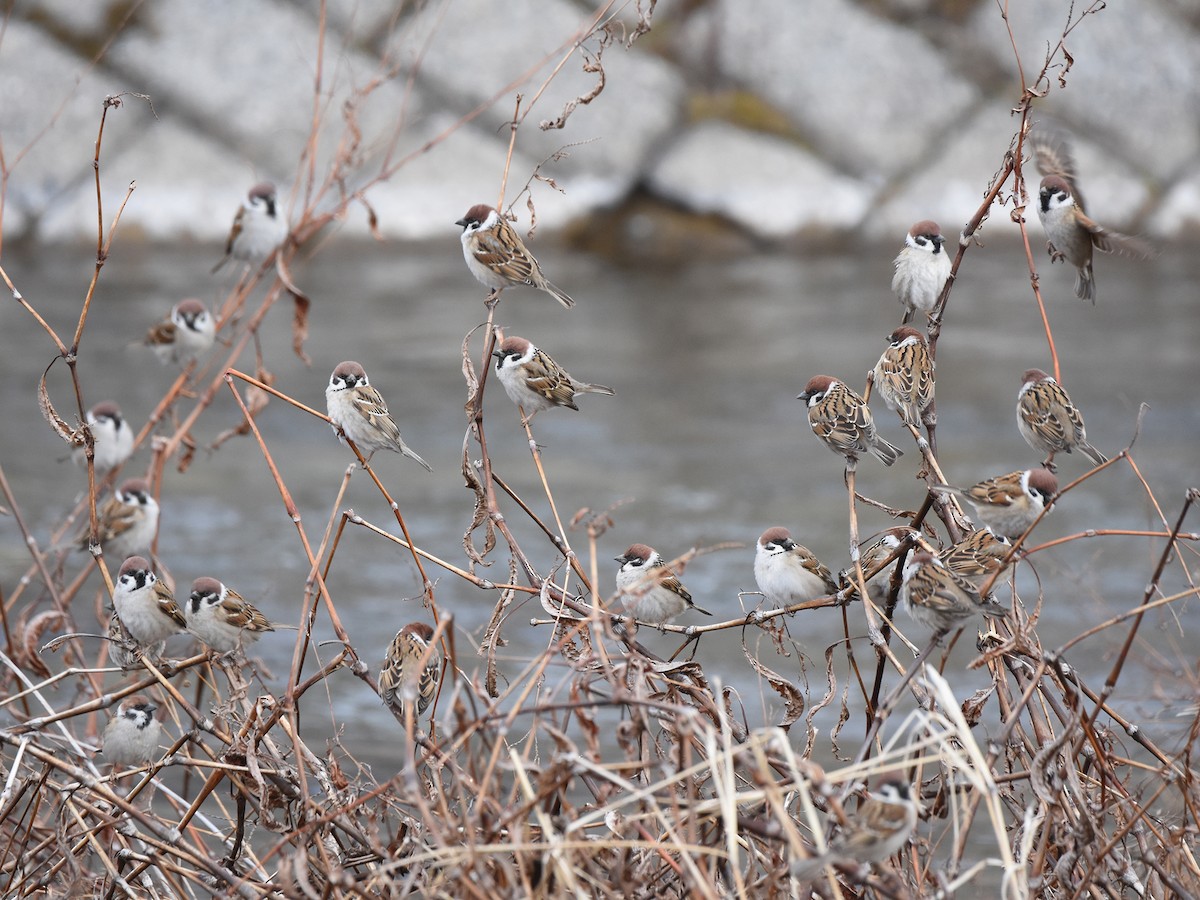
(2, 0, 1197, 253)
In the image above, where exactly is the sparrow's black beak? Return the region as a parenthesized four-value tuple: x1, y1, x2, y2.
(614, 555, 625, 563)
(796, 392, 809, 402)
(455, 218, 468, 228)
(492, 348, 504, 360)
(932, 235, 945, 252)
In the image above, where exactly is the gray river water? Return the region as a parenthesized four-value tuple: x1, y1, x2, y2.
(1, 234, 1197, 779)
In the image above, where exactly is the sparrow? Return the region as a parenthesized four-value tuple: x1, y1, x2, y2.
(899, 551, 1005, 635)
(931, 468, 1056, 540)
(186, 577, 275, 654)
(1030, 127, 1154, 303)
(76, 477, 159, 559)
(891, 220, 952, 324)
(791, 778, 919, 880)
(101, 695, 164, 768)
(871, 326, 935, 428)
(111, 556, 187, 645)
(325, 361, 432, 471)
(840, 526, 924, 603)
(754, 527, 838, 607)
(144, 298, 216, 366)
(106, 609, 164, 670)
(379, 622, 441, 723)
(455, 204, 574, 308)
(941, 528, 1014, 582)
(798, 376, 902, 470)
(615, 544, 712, 625)
(72, 401, 133, 474)
(1017, 369, 1106, 469)
(492, 336, 614, 423)
(931, 468, 1058, 540)
(213, 181, 287, 272)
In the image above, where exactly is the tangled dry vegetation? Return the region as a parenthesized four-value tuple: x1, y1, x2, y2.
(1, 2, 1198, 898)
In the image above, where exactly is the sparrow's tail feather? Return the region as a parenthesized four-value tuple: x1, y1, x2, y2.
(690, 602, 714, 616)
(1080, 441, 1108, 466)
(543, 282, 575, 309)
(790, 853, 833, 881)
(1074, 263, 1095, 303)
(581, 383, 615, 397)
(400, 444, 434, 473)
(870, 437, 904, 467)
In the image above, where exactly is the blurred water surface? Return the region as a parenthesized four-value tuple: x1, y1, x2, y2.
(1, 234, 1197, 785)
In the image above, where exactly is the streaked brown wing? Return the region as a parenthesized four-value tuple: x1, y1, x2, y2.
(472, 222, 538, 284)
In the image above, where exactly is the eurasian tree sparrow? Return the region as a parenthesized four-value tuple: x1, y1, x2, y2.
(840, 526, 926, 603)
(492, 336, 613, 423)
(111, 556, 187, 645)
(72, 401, 133, 474)
(456, 204, 574, 308)
(379, 622, 441, 723)
(931, 468, 1058, 540)
(186, 577, 275, 654)
(791, 778, 919, 880)
(1017, 369, 1106, 469)
(76, 478, 159, 559)
(144, 298, 215, 366)
(941, 528, 1013, 582)
(326, 361, 432, 471)
(798, 376, 902, 470)
(892, 220, 951, 324)
(871, 326, 934, 428)
(213, 182, 287, 272)
(615, 544, 712, 625)
(1030, 128, 1153, 303)
(754, 527, 837, 606)
(102, 695, 163, 768)
(106, 609, 164, 670)
(899, 551, 1005, 635)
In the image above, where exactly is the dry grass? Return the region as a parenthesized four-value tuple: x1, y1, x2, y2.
(1, 1, 1198, 898)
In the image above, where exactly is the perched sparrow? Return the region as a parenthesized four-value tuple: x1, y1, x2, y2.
(186, 577, 275, 654)
(931, 468, 1056, 540)
(931, 468, 1058, 540)
(871, 326, 934, 428)
(102, 695, 163, 768)
(455, 204, 574, 308)
(213, 182, 287, 272)
(615, 544, 712, 625)
(379, 622, 441, 722)
(892, 220, 952, 324)
(942, 528, 1014, 582)
(72, 401, 133, 473)
(1031, 128, 1154, 303)
(840, 526, 926, 603)
(326, 361, 432, 471)
(76, 478, 159, 559)
(106, 610, 164, 670)
(144, 298, 215, 366)
(754, 527, 837, 606)
(1017, 369, 1106, 469)
(492, 336, 614, 423)
(791, 778, 919, 880)
(798, 376, 902, 470)
(899, 551, 1005, 635)
(111, 556, 187, 645)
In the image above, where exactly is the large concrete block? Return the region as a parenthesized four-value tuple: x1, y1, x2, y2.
(647, 121, 871, 238)
(386, 0, 686, 207)
(964, 1, 1200, 180)
(674, 0, 979, 180)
